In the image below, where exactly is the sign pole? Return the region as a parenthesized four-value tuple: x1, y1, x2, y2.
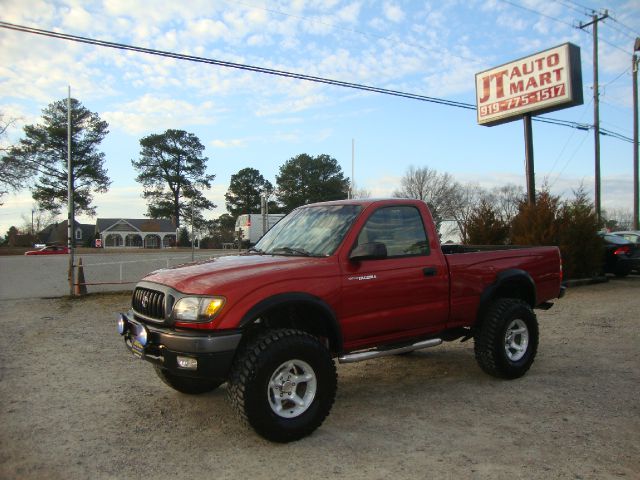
(523, 114, 535, 205)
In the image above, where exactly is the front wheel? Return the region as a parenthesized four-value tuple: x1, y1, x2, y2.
(227, 329, 337, 443)
(474, 298, 539, 379)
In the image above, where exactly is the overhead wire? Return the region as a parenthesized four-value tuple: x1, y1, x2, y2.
(497, 0, 575, 28)
(0, 20, 632, 144)
(0, 20, 475, 111)
(609, 15, 640, 38)
(552, 0, 587, 15)
(546, 97, 592, 177)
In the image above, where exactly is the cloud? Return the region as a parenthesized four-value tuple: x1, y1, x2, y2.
(337, 2, 363, 23)
(210, 139, 248, 148)
(383, 2, 405, 23)
(255, 92, 330, 117)
(102, 95, 222, 134)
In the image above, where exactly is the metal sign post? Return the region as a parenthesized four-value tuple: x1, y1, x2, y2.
(523, 114, 535, 205)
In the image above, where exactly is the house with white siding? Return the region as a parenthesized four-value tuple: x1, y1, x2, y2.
(96, 218, 177, 248)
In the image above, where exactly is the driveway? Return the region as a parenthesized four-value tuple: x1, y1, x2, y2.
(0, 278, 638, 479)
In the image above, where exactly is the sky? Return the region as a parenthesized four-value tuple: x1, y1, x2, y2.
(1, 0, 639, 235)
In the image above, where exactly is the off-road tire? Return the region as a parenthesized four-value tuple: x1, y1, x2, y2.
(227, 329, 337, 443)
(474, 298, 539, 379)
(154, 365, 224, 394)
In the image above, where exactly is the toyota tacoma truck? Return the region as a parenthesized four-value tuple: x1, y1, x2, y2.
(117, 199, 564, 442)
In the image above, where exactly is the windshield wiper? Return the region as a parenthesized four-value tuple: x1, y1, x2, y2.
(270, 246, 312, 256)
(247, 247, 265, 254)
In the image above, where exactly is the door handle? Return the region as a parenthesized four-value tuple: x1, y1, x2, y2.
(423, 267, 437, 277)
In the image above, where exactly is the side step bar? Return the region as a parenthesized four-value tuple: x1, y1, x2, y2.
(338, 338, 443, 364)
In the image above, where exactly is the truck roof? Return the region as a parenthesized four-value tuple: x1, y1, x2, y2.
(303, 198, 426, 208)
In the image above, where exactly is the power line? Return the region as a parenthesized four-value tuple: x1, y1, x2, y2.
(0, 20, 632, 144)
(563, 0, 595, 12)
(498, 0, 574, 28)
(553, 0, 587, 15)
(604, 19, 638, 41)
(609, 15, 640, 38)
(602, 66, 631, 89)
(0, 20, 475, 110)
(547, 98, 592, 177)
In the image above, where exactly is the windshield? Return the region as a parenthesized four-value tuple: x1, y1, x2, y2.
(254, 205, 362, 257)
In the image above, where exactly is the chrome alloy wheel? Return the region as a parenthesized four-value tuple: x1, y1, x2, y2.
(267, 359, 317, 418)
(504, 319, 529, 362)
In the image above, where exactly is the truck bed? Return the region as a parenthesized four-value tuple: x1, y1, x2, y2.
(442, 244, 562, 329)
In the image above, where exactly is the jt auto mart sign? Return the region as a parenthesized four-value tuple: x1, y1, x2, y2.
(475, 43, 583, 126)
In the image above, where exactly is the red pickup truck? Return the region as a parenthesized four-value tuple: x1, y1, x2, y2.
(118, 199, 564, 442)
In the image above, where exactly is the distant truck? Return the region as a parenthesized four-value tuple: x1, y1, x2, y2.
(235, 213, 285, 246)
(118, 199, 564, 442)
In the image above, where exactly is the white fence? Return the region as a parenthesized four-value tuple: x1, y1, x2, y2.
(0, 251, 236, 300)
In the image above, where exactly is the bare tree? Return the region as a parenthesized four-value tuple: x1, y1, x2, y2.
(351, 182, 371, 199)
(0, 113, 31, 204)
(486, 184, 525, 224)
(393, 165, 460, 231)
(20, 206, 58, 235)
(603, 208, 633, 231)
(448, 183, 486, 244)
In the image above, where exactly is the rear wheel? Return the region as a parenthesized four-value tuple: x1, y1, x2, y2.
(474, 298, 539, 379)
(227, 329, 337, 443)
(154, 366, 224, 394)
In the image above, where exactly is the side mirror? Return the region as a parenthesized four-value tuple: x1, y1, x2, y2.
(349, 242, 387, 261)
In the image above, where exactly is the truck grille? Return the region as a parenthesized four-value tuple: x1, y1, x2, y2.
(132, 287, 165, 320)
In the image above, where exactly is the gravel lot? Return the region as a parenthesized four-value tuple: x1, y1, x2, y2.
(1, 277, 638, 480)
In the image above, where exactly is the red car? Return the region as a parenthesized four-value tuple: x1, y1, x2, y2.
(24, 245, 70, 255)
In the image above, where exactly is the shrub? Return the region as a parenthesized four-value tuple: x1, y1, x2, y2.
(510, 186, 601, 280)
(511, 189, 561, 246)
(558, 187, 602, 279)
(465, 199, 510, 245)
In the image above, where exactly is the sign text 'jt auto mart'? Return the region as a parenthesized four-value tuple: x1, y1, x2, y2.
(475, 43, 583, 126)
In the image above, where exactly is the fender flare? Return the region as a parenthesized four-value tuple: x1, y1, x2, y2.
(478, 269, 537, 319)
(239, 292, 343, 352)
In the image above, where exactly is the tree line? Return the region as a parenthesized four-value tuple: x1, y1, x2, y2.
(1, 97, 633, 263)
(0, 97, 349, 244)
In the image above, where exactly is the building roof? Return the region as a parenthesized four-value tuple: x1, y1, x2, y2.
(97, 218, 176, 233)
(39, 220, 95, 244)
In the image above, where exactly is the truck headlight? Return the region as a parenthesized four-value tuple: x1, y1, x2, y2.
(172, 296, 225, 323)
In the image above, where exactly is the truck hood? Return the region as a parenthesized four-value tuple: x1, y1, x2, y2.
(142, 253, 332, 295)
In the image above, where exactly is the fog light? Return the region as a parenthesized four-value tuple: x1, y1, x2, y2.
(117, 315, 128, 335)
(135, 325, 148, 346)
(176, 356, 198, 370)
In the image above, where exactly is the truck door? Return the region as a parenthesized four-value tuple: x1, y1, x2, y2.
(340, 205, 449, 346)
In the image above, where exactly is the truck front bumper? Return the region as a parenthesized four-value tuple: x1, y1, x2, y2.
(117, 312, 242, 380)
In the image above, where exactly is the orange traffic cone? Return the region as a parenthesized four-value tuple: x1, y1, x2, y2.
(75, 257, 88, 295)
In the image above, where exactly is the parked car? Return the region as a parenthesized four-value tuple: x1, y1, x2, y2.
(598, 233, 638, 276)
(611, 230, 640, 245)
(24, 245, 70, 256)
(610, 231, 640, 273)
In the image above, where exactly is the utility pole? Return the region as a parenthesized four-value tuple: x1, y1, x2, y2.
(579, 10, 608, 225)
(67, 86, 75, 296)
(351, 138, 355, 200)
(633, 38, 640, 230)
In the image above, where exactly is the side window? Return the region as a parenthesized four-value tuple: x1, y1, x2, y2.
(356, 206, 429, 257)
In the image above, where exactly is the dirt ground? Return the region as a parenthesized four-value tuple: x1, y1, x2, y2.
(0, 278, 638, 480)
